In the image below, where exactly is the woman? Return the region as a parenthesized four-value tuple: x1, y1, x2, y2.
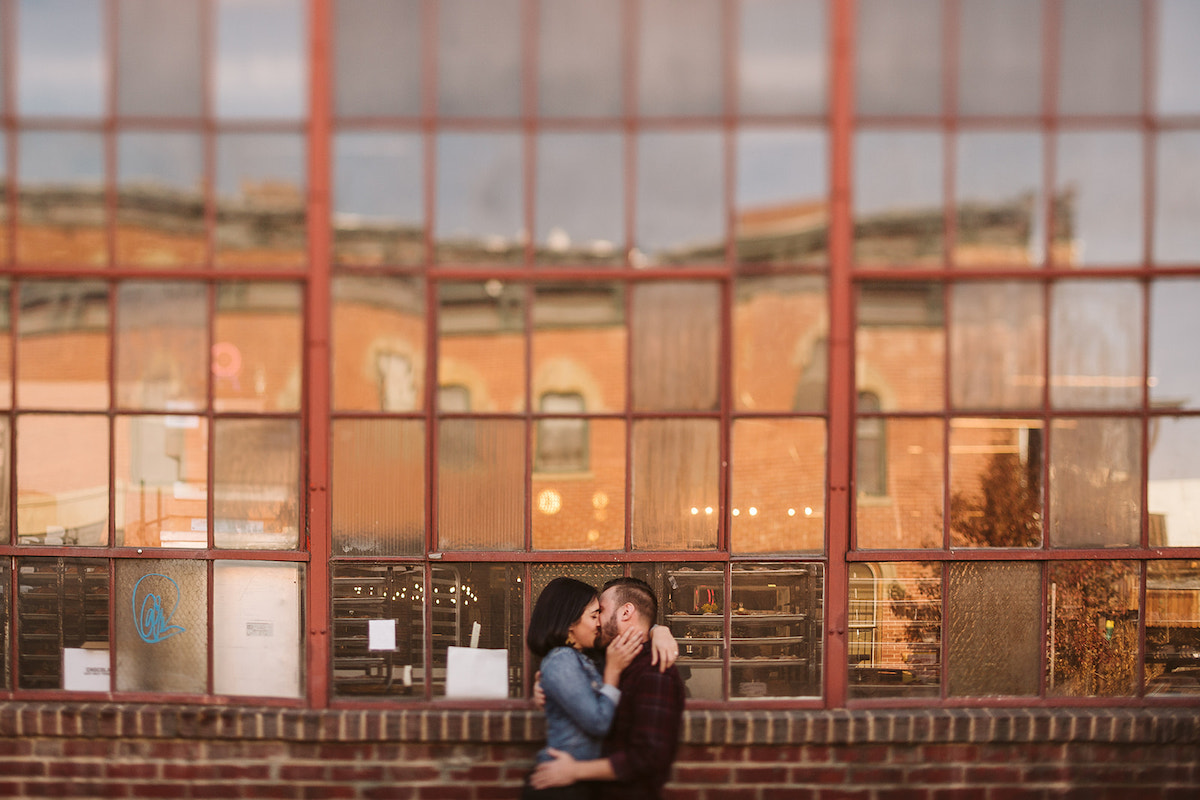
(522, 577, 676, 799)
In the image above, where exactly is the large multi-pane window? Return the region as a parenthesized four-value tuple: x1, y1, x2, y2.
(0, 0, 1197, 709)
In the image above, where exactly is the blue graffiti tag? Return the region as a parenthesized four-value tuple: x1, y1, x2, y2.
(132, 574, 187, 644)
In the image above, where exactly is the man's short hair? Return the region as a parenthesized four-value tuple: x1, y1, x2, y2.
(602, 576, 658, 624)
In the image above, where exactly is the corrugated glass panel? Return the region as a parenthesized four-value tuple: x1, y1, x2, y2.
(115, 560, 208, 694)
(437, 419, 524, 551)
(631, 419, 719, 551)
(947, 562, 1039, 697)
(332, 419, 425, 557)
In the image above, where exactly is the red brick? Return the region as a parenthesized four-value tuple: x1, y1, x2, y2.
(362, 787, 417, 800)
(789, 766, 848, 784)
(673, 765, 733, 783)
(414, 787, 472, 800)
(733, 765, 789, 783)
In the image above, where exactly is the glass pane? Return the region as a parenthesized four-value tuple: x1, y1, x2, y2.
(1054, 132, 1143, 267)
(848, 562, 940, 700)
(660, 563, 724, 700)
(0, 562, 8, 688)
(215, 133, 307, 269)
(1151, 279, 1200, 411)
(735, 128, 828, 266)
(853, 132, 944, 266)
(727, 563, 823, 698)
(334, 0, 422, 118)
(115, 281, 207, 412)
(0, 133, 8, 264)
(731, 419, 825, 554)
(212, 561, 304, 698)
(635, 132, 725, 265)
(213, 418, 301, 549)
(437, 419, 524, 551)
(115, 560, 208, 693)
(333, 132, 424, 267)
(1148, 417, 1200, 548)
(631, 419, 719, 551)
(855, 418, 943, 550)
(332, 419, 425, 557)
(214, 282, 302, 413)
(856, 282, 945, 411)
(17, 0, 104, 116)
(1048, 561, 1139, 697)
(332, 563, 426, 699)
(1153, 132, 1200, 264)
(16, 557, 109, 691)
(538, 0, 622, 117)
(1057, 0, 1142, 116)
(739, 0, 826, 115)
(1049, 417, 1141, 549)
(1146, 560, 1200, 696)
(215, 0, 306, 119)
(950, 281, 1044, 410)
(438, 281, 526, 414)
(855, 0, 941, 116)
(532, 419, 624, 551)
(0, 281, 9, 408)
(949, 419, 1043, 548)
(17, 132, 106, 266)
(1157, 0, 1200, 115)
(115, 415, 209, 548)
(17, 415, 109, 545)
(735, 275, 828, 412)
(332, 275, 426, 412)
(954, 132, 1043, 268)
(437, 0, 521, 117)
(17, 280, 109, 410)
(535, 133, 624, 266)
(116, 133, 206, 267)
(1050, 280, 1142, 409)
(435, 133, 523, 265)
(0, 419, 10, 543)
(639, 0, 723, 116)
(947, 562, 1040, 697)
(632, 282, 719, 412)
(116, 0, 203, 117)
(432, 563, 524, 698)
(533, 282, 626, 412)
(957, 0, 1041, 116)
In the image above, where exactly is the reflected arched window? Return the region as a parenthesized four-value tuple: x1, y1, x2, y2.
(856, 391, 886, 497)
(535, 392, 587, 473)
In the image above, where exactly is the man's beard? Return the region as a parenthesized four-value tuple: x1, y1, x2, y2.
(599, 612, 620, 648)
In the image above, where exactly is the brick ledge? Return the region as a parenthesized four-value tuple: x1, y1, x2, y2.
(1, 704, 1198, 746)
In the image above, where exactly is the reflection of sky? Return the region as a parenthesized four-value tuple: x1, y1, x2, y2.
(1150, 280, 1200, 413)
(334, 133, 423, 224)
(435, 134, 523, 242)
(215, 0, 306, 119)
(854, 131, 943, 215)
(736, 129, 826, 209)
(19, 132, 103, 186)
(216, 134, 306, 200)
(535, 133, 624, 247)
(17, 0, 104, 116)
(118, 134, 204, 193)
(1049, 280, 1142, 409)
(1154, 133, 1200, 262)
(637, 132, 724, 255)
(1056, 132, 1142, 264)
(739, 0, 826, 114)
(1157, 0, 1200, 114)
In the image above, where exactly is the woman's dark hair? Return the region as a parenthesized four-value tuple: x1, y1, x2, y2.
(526, 577, 598, 658)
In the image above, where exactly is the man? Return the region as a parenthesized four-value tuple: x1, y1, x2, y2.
(530, 577, 686, 799)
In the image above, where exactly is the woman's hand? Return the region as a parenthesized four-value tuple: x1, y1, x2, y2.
(602, 627, 643, 685)
(649, 624, 680, 672)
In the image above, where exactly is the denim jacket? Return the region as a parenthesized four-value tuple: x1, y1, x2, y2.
(536, 646, 621, 763)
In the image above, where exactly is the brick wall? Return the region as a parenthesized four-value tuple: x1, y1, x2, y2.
(0, 704, 1196, 798)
